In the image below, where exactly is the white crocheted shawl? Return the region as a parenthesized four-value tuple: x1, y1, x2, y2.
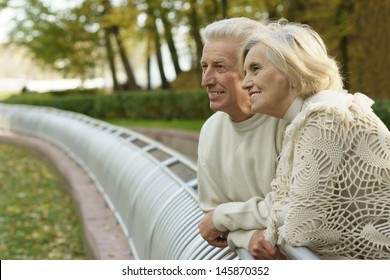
(265, 91, 390, 259)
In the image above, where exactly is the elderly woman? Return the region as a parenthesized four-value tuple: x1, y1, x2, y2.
(241, 19, 390, 259)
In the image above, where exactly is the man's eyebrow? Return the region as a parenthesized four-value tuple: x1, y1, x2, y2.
(212, 58, 227, 64)
(200, 58, 233, 68)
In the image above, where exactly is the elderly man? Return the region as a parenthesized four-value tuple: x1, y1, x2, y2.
(197, 17, 286, 260)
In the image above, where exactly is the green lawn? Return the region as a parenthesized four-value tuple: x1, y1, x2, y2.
(0, 92, 19, 101)
(0, 143, 86, 259)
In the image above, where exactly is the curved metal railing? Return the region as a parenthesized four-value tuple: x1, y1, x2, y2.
(0, 103, 319, 260)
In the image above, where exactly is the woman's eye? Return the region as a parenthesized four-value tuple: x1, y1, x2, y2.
(253, 65, 261, 71)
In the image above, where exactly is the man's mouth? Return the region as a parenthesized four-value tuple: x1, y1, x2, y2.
(209, 91, 225, 96)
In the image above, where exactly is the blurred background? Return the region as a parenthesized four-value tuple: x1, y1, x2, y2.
(1, 0, 389, 99)
(1, 0, 389, 260)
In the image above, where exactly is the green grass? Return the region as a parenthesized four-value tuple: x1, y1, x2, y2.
(107, 119, 205, 132)
(0, 92, 19, 101)
(0, 143, 86, 259)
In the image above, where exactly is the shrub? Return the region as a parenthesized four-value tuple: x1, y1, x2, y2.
(373, 99, 390, 129)
(2, 89, 214, 120)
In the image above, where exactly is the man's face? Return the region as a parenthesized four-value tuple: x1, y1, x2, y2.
(200, 39, 252, 122)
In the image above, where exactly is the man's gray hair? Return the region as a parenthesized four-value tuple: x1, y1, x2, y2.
(203, 17, 264, 46)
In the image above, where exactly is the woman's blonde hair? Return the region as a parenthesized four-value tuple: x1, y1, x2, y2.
(242, 19, 344, 98)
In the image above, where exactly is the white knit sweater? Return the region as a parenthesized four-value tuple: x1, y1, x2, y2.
(265, 90, 390, 259)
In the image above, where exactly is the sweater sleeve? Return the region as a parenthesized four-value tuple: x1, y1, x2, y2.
(212, 193, 274, 232)
(226, 229, 257, 251)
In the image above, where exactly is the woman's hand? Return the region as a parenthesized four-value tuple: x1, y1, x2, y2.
(249, 229, 287, 260)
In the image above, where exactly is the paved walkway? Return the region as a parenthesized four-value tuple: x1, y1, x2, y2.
(0, 130, 133, 260)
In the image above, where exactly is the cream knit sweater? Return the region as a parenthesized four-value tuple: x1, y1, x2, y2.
(198, 111, 285, 249)
(265, 90, 390, 259)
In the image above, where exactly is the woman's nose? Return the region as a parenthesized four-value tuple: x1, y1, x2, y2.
(241, 76, 252, 90)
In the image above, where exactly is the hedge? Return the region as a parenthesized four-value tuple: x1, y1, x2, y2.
(3, 89, 214, 121)
(372, 100, 390, 129)
(2, 89, 390, 129)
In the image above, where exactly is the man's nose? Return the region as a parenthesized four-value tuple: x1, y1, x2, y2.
(201, 69, 216, 88)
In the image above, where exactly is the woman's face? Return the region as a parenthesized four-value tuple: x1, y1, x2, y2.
(242, 43, 295, 119)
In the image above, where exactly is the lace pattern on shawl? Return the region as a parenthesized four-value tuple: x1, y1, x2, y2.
(265, 93, 390, 259)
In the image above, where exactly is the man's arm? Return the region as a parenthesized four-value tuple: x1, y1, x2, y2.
(199, 210, 286, 259)
(212, 193, 274, 232)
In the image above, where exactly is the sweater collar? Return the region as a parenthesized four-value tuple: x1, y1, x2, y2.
(282, 96, 304, 124)
(282, 90, 354, 124)
(230, 113, 270, 132)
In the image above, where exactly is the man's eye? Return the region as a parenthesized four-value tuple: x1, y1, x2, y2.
(216, 64, 227, 71)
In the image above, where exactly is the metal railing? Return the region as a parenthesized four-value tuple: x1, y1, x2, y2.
(0, 103, 319, 260)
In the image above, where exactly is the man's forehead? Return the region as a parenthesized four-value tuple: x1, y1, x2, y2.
(201, 41, 239, 63)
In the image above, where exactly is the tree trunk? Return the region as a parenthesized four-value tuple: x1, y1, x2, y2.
(153, 30, 170, 89)
(101, 0, 119, 91)
(146, 35, 152, 90)
(147, 6, 170, 89)
(112, 26, 139, 90)
(104, 28, 119, 90)
(335, 0, 353, 91)
(339, 35, 349, 90)
(160, 10, 182, 77)
(221, 0, 228, 18)
(189, 0, 203, 84)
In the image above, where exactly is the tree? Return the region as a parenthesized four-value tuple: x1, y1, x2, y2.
(4, 0, 388, 96)
(100, 0, 119, 90)
(280, 0, 353, 88)
(8, 0, 105, 80)
(146, 3, 170, 89)
(100, 0, 140, 90)
(113, 25, 140, 90)
(187, 0, 203, 84)
(347, 0, 390, 99)
(0, 0, 8, 9)
(157, 2, 183, 76)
